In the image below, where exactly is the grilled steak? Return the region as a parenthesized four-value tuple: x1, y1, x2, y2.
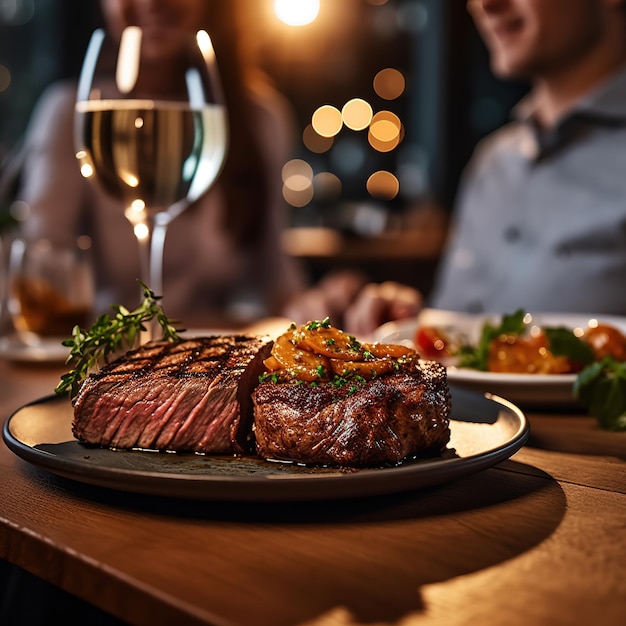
(72, 335, 272, 454)
(252, 360, 451, 467)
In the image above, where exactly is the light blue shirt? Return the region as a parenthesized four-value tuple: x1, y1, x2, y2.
(430, 66, 626, 315)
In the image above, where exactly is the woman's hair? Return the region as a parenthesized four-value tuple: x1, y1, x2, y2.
(200, 0, 274, 248)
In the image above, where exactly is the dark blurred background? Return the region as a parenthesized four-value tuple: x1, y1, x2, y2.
(0, 0, 528, 290)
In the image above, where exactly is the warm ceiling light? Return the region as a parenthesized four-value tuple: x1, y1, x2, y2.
(274, 0, 320, 26)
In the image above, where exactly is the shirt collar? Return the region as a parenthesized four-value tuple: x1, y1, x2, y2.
(511, 64, 626, 158)
(513, 64, 626, 126)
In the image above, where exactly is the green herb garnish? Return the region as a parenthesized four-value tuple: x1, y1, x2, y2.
(457, 309, 527, 370)
(306, 317, 331, 330)
(316, 364, 327, 378)
(574, 357, 626, 431)
(259, 372, 280, 384)
(348, 337, 361, 352)
(55, 282, 182, 398)
(543, 326, 595, 366)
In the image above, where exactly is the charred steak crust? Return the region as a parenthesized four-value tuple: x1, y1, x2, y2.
(72, 335, 272, 454)
(251, 360, 451, 467)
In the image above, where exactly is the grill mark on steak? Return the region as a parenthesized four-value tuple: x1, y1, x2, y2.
(252, 360, 451, 467)
(72, 335, 272, 454)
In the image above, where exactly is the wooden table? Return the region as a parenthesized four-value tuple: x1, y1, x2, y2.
(1, 354, 625, 626)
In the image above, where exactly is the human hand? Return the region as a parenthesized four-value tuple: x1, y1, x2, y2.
(343, 281, 422, 337)
(282, 269, 368, 328)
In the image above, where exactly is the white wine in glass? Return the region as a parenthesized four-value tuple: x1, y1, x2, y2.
(74, 26, 227, 336)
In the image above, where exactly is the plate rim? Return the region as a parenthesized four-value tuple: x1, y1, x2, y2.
(2, 387, 529, 502)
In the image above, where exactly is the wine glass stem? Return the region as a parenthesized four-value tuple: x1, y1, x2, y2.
(135, 217, 168, 343)
(150, 221, 168, 298)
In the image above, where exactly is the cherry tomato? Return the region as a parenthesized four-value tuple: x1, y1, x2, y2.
(414, 326, 453, 360)
(583, 324, 626, 361)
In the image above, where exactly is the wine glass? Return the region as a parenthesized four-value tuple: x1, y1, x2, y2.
(74, 26, 228, 336)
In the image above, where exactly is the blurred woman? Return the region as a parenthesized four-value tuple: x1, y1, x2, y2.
(11, 0, 305, 323)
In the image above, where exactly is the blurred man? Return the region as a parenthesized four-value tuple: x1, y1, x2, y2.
(287, 0, 626, 335)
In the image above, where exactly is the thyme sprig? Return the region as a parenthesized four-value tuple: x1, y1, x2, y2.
(55, 282, 182, 398)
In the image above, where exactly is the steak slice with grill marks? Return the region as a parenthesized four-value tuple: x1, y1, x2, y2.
(72, 335, 272, 454)
(251, 360, 451, 467)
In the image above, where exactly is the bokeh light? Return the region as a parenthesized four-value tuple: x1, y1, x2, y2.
(368, 110, 403, 152)
(366, 170, 399, 200)
(76, 150, 95, 178)
(369, 111, 401, 141)
(79, 163, 94, 178)
(283, 183, 314, 207)
(274, 0, 320, 26)
(313, 172, 342, 202)
(0, 0, 34, 25)
(0, 65, 11, 93)
(303, 124, 334, 153)
(312, 105, 343, 137)
(373, 68, 405, 100)
(9, 200, 30, 223)
(134, 223, 149, 240)
(125, 199, 147, 228)
(341, 98, 373, 131)
(77, 235, 93, 251)
(282, 159, 313, 183)
(282, 159, 314, 207)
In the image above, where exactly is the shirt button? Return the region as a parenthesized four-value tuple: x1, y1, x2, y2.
(504, 225, 522, 242)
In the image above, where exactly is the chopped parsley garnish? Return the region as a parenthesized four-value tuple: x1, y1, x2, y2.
(348, 338, 361, 351)
(307, 317, 331, 330)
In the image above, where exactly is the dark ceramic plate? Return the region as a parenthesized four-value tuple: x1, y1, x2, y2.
(2, 386, 528, 501)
